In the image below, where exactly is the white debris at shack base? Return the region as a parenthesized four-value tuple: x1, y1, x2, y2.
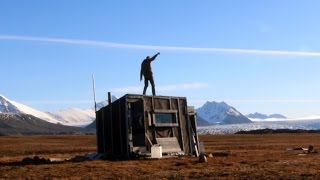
(151, 145, 162, 159)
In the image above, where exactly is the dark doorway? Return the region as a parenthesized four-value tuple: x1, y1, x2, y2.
(131, 100, 145, 146)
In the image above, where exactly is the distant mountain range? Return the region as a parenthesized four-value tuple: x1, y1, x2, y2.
(0, 95, 96, 127)
(86, 100, 252, 127)
(246, 112, 287, 119)
(0, 94, 117, 135)
(196, 101, 252, 125)
(0, 94, 294, 135)
(0, 113, 87, 135)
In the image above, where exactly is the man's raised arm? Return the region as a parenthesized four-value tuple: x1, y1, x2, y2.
(150, 52, 160, 61)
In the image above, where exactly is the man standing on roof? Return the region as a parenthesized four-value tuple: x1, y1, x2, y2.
(140, 52, 160, 96)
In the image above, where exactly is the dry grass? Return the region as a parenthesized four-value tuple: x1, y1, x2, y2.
(1, 134, 320, 179)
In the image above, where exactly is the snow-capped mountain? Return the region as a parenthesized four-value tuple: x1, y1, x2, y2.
(0, 94, 61, 124)
(196, 101, 252, 124)
(48, 108, 95, 127)
(52, 96, 118, 126)
(246, 112, 287, 119)
(246, 112, 269, 119)
(96, 95, 117, 110)
(0, 113, 86, 135)
(268, 114, 287, 119)
(0, 94, 117, 127)
(0, 95, 20, 113)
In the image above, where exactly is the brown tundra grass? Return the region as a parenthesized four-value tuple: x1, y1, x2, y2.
(1, 134, 320, 179)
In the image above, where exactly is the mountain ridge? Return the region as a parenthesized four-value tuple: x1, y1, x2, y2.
(196, 101, 252, 124)
(0, 94, 118, 127)
(246, 112, 287, 119)
(0, 113, 91, 135)
(0, 94, 61, 124)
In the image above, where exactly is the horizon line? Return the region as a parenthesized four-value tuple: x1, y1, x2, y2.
(1, 35, 320, 57)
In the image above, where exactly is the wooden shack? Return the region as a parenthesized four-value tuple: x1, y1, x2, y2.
(96, 94, 199, 159)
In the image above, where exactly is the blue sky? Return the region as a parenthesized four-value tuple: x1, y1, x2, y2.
(1, 1, 320, 117)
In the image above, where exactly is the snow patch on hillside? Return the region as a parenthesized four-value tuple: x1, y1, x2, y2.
(48, 108, 95, 127)
(196, 101, 249, 124)
(1, 94, 60, 124)
(0, 94, 97, 127)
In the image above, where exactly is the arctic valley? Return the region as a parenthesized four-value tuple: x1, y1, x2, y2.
(1, 94, 320, 135)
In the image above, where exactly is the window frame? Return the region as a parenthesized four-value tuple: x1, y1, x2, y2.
(152, 109, 179, 127)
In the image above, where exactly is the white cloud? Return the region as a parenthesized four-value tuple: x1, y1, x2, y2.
(157, 83, 209, 92)
(1, 35, 320, 57)
(110, 86, 141, 94)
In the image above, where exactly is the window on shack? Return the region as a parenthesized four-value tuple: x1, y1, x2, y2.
(153, 110, 178, 127)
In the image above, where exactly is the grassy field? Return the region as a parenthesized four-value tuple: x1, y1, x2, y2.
(1, 134, 320, 179)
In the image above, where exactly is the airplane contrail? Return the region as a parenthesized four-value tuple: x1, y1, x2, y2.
(1, 35, 320, 57)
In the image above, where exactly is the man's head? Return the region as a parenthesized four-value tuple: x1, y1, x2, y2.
(146, 56, 150, 59)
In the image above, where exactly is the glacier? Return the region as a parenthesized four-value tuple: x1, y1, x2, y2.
(197, 119, 320, 134)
